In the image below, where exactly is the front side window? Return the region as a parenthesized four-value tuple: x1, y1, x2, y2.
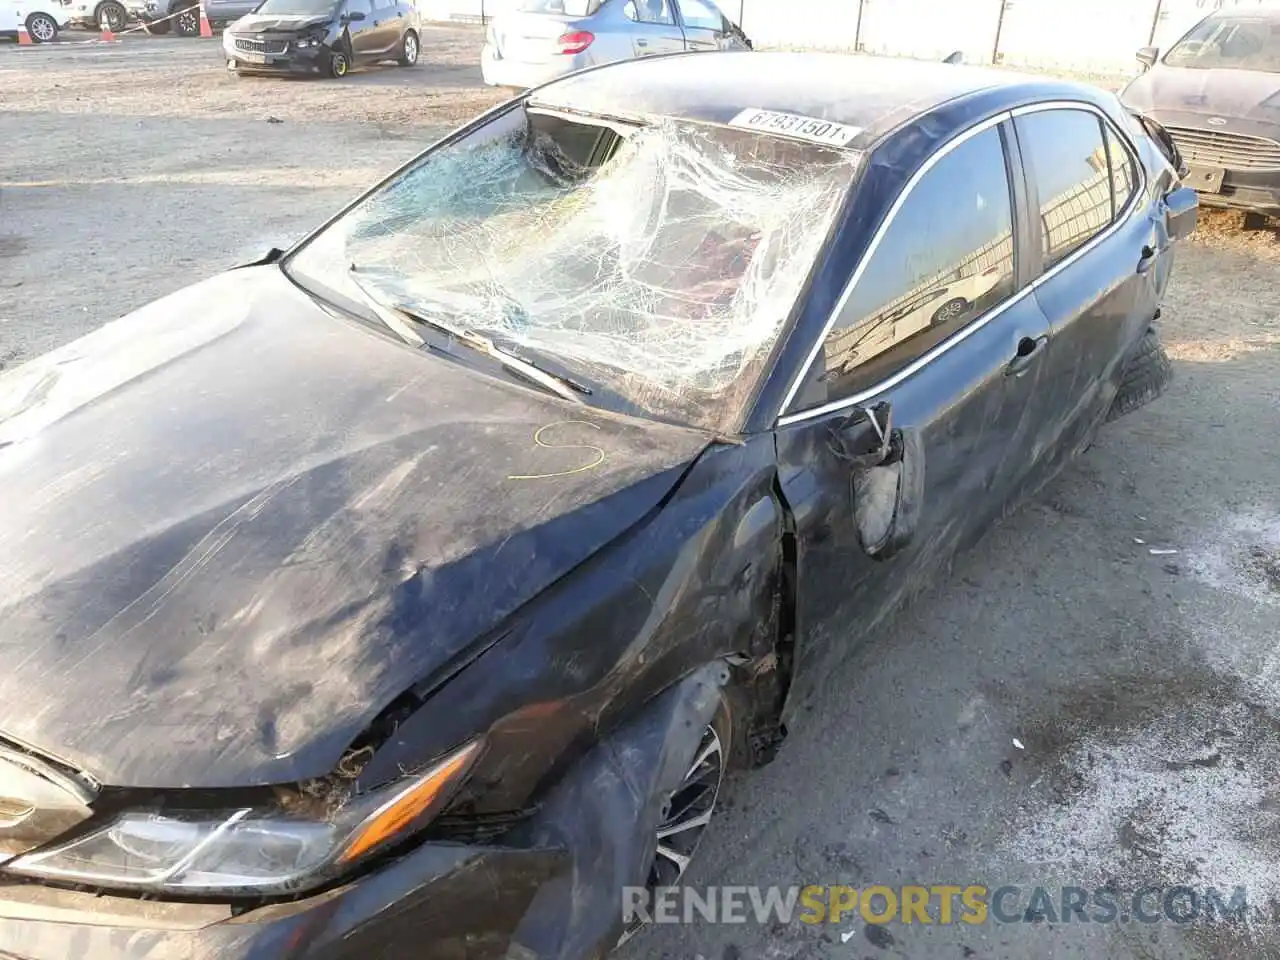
(803, 125, 1017, 406)
(1164, 16, 1280, 72)
(1016, 109, 1113, 271)
(285, 107, 858, 434)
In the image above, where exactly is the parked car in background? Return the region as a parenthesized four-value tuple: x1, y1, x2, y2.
(481, 0, 750, 88)
(124, 0, 201, 35)
(223, 0, 420, 76)
(0, 0, 90, 41)
(0, 51, 1195, 960)
(1122, 6, 1280, 224)
(204, 0, 260, 27)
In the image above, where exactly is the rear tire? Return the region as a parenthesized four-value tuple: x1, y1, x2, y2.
(397, 28, 418, 66)
(1106, 325, 1172, 422)
(25, 12, 58, 42)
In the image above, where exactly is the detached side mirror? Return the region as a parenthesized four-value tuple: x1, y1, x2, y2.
(1166, 184, 1199, 242)
(853, 428, 924, 561)
(1136, 45, 1159, 70)
(826, 402, 925, 561)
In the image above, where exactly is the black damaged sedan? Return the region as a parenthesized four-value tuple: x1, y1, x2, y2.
(0, 52, 1195, 959)
(223, 0, 420, 78)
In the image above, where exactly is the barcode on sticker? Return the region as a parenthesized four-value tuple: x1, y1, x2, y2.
(727, 108, 862, 146)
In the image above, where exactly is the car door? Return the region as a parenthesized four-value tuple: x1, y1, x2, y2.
(366, 0, 402, 56)
(1009, 104, 1160, 490)
(619, 0, 685, 56)
(342, 0, 378, 59)
(774, 119, 1054, 687)
(672, 0, 735, 49)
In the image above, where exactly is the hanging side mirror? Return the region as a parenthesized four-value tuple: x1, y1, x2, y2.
(825, 403, 925, 561)
(1136, 45, 1159, 70)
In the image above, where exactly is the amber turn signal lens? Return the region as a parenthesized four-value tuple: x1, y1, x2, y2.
(338, 740, 482, 864)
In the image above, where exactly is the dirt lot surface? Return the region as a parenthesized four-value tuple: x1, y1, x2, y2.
(4, 30, 1280, 960)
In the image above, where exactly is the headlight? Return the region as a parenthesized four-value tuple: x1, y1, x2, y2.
(295, 32, 325, 47)
(5, 739, 481, 896)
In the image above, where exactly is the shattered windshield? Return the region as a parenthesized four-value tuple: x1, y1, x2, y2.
(1164, 17, 1280, 72)
(285, 105, 858, 433)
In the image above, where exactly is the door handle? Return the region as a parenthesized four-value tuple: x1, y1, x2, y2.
(1005, 335, 1048, 377)
(1137, 243, 1158, 274)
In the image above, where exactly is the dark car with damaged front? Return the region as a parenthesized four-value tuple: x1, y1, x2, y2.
(1122, 6, 1280, 221)
(0, 50, 1196, 960)
(223, 0, 421, 78)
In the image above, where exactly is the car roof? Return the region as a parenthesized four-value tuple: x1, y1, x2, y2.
(1206, 4, 1280, 18)
(529, 51, 1065, 149)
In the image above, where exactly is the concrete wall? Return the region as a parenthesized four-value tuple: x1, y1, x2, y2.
(427, 0, 1280, 76)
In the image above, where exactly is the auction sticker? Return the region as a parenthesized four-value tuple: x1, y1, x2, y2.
(727, 108, 862, 146)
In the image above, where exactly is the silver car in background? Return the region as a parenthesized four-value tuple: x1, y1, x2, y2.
(481, 0, 751, 88)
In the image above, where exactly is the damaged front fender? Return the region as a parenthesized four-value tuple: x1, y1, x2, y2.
(505, 660, 730, 960)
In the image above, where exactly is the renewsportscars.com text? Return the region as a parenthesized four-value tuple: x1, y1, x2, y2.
(623, 884, 1249, 926)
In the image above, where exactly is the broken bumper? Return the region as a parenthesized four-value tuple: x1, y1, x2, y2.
(0, 664, 726, 960)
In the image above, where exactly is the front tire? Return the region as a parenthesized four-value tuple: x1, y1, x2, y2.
(617, 692, 733, 946)
(96, 0, 126, 31)
(25, 12, 58, 42)
(397, 28, 418, 66)
(328, 49, 350, 77)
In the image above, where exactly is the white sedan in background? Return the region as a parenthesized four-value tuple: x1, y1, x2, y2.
(0, 0, 91, 40)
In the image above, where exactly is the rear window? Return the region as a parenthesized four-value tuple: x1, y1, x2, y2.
(517, 0, 604, 14)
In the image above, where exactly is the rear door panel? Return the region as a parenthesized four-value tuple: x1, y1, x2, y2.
(1011, 105, 1161, 485)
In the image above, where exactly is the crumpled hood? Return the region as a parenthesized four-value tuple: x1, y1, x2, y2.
(1124, 64, 1280, 124)
(231, 12, 331, 33)
(0, 267, 711, 789)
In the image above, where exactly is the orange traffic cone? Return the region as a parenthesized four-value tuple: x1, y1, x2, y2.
(16, 23, 32, 44)
(100, 23, 116, 41)
(198, 4, 213, 37)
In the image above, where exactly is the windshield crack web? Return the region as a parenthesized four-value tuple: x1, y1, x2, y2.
(330, 116, 857, 430)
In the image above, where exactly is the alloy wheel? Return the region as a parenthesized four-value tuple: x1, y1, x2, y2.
(28, 14, 57, 40)
(176, 6, 199, 34)
(99, 2, 125, 30)
(617, 719, 726, 945)
(404, 34, 417, 63)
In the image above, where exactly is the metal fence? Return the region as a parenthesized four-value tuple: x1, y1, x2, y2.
(424, 0, 1280, 76)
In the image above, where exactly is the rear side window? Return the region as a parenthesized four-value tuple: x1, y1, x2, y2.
(520, 0, 603, 13)
(805, 126, 1017, 405)
(676, 0, 724, 30)
(1015, 109, 1114, 270)
(1104, 122, 1139, 216)
(624, 0, 675, 24)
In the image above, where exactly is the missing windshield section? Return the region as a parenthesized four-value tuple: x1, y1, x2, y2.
(307, 109, 858, 432)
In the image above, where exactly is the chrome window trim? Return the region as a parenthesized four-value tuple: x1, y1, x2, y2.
(775, 99, 1148, 429)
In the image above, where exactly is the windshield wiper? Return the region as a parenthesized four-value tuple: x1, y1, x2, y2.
(346, 267, 588, 404)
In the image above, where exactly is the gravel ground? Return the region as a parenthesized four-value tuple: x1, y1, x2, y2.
(4, 31, 1280, 960)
